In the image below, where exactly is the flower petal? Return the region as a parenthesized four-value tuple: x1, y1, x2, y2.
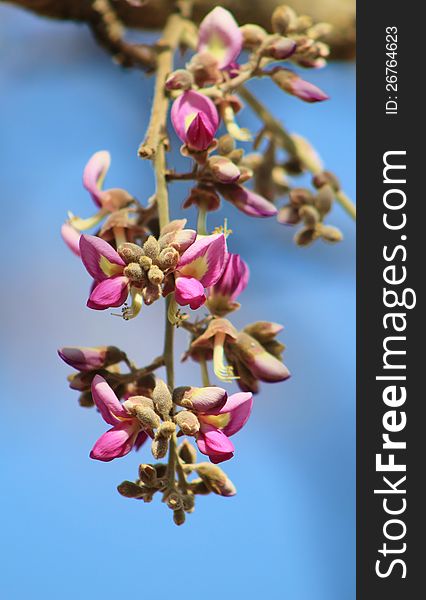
(212, 253, 249, 300)
(178, 233, 226, 287)
(90, 422, 137, 462)
(79, 234, 125, 281)
(197, 7, 243, 69)
(185, 112, 216, 151)
(218, 392, 253, 437)
(175, 276, 206, 310)
(218, 184, 278, 217)
(61, 223, 81, 256)
(83, 150, 111, 207)
(87, 276, 129, 310)
(58, 346, 107, 372)
(171, 91, 219, 146)
(177, 386, 228, 412)
(91, 374, 130, 425)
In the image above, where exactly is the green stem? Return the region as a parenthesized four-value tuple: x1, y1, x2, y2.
(239, 86, 356, 221)
(197, 205, 208, 235)
(199, 358, 211, 387)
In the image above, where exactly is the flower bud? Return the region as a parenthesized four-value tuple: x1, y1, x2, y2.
(271, 69, 329, 103)
(165, 491, 183, 511)
(209, 156, 240, 184)
(277, 205, 300, 225)
(294, 226, 318, 246)
(182, 494, 195, 512)
(165, 69, 194, 91)
(124, 262, 145, 282)
(147, 265, 164, 285)
(125, 395, 155, 411)
(173, 508, 186, 526)
(289, 188, 313, 207)
(178, 439, 198, 464)
(312, 170, 340, 191)
(271, 5, 298, 35)
(151, 437, 168, 459)
(196, 463, 236, 497)
(138, 464, 158, 486)
(156, 247, 179, 271)
(217, 134, 236, 156)
(188, 479, 210, 495)
(134, 405, 161, 430)
(155, 421, 176, 440)
(263, 37, 296, 59)
(183, 185, 221, 211)
(299, 205, 320, 227)
(153, 378, 173, 419)
(314, 184, 334, 215)
(117, 481, 144, 499)
(58, 345, 125, 372)
(174, 411, 200, 436)
(118, 242, 144, 264)
(143, 236, 160, 260)
(240, 24, 268, 49)
(243, 321, 283, 343)
(318, 224, 343, 243)
(142, 283, 161, 305)
(187, 51, 222, 87)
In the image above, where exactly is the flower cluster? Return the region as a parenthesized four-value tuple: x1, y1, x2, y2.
(58, 4, 353, 525)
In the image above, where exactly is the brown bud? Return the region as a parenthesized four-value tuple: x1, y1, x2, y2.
(123, 262, 145, 282)
(271, 5, 298, 35)
(166, 492, 183, 511)
(294, 226, 318, 247)
(125, 395, 154, 411)
(312, 170, 340, 191)
(139, 255, 152, 271)
(277, 205, 300, 225)
(151, 437, 168, 459)
(138, 464, 158, 486)
(155, 421, 176, 440)
(187, 51, 221, 87)
(188, 479, 211, 495)
(289, 188, 313, 208)
(142, 283, 161, 305)
(147, 265, 164, 285)
(299, 205, 320, 227)
(134, 405, 161, 430)
(174, 411, 200, 436)
(209, 156, 240, 184)
(78, 391, 94, 408)
(318, 224, 343, 243)
(182, 494, 195, 513)
(153, 379, 173, 419)
(262, 36, 296, 59)
(156, 247, 179, 271)
(196, 463, 236, 497)
(165, 69, 194, 91)
(173, 508, 186, 526)
(217, 134, 236, 156)
(117, 481, 144, 499)
(143, 236, 160, 260)
(178, 439, 198, 464)
(118, 242, 144, 264)
(240, 23, 268, 49)
(314, 184, 334, 215)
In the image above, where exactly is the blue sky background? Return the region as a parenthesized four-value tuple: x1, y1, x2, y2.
(0, 7, 355, 600)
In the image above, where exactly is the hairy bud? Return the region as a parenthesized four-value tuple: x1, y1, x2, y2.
(147, 265, 164, 285)
(118, 242, 143, 264)
(155, 421, 176, 440)
(196, 463, 236, 497)
(117, 480, 144, 499)
(138, 464, 158, 486)
(318, 224, 343, 243)
(271, 5, 298, 35)
(173, 508, 186, 526)
(151, 437, 168, 459)
(178, 439, 197, 464)
(139, 255, 153, 271)
(134, 405, 161, 430)
(165, 69, 194, 91)
(217, 134, 236, 156)
(299, 205, 320, 227)
(263, 37, 296, 59)
(174, 411, 200, 436)
(123, 262, 145, 282)
(153, 378, 173, 419)
(314, 184, 334, 215)
(156, 247, 179, 271)
(143, 236, 160, 260)
(240, 24, 267, 49)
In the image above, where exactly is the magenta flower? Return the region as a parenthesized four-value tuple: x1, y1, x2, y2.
(171, 90, 219, 151)
(90, 375, 148, 462)
(217, 184, 278, 217)
(197, 7, 243, 69)
(58, 345, 124, 372)
(67, 151, 133, 232)
(174, 233, 227, 310)
(174, 386, 253, 463)
(79, 234, 131, 311)
(207, 253, 249, 316)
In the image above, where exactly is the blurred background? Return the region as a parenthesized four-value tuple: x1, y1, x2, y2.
(0, 6, 355, 600)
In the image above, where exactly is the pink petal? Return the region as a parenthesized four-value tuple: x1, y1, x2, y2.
(91, 374, 130, 425)
(218, 392, 253, 437)
(79, 234, 125, 281)
(87, 276, 129, 310)
(175, 276, 206, 310)
(200, 423, 235, 454)
(251, 351, 291, 382)
(289, 77, 329, 103)
(171, 91, 219, 145)
(83, 150, 111, 207)
(178, 233, 226, 287)
(197, 7, 243, 69)
(189, 386, 228, 413)
(61, 223, 81, 257)
(218, 184, 278, 217)
(90, 422, 137, 462)
(213, 253, 249, 300)
(58, 346, 107, 372)
(185, 112, 216, 151)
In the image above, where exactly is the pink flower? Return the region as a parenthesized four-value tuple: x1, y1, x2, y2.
(174, 233, 227, 310)
(217, 184, 278, 217)
(58, 345, 124, 372)
(212, 253, 249, 301)
(79, 234, 131, 311)
(197, 7, 243, 69)
(171, 91, 219, 151)
(65, 151, 133, 235)
(90, 375, 148, 462)
(174, 386, 253, 463)
(61, 223, 81, 256)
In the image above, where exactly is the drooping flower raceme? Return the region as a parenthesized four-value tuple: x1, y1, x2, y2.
(171, 90, 219, 151)
(174, 385, 253, 463)
(197, 6, 243, 70)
